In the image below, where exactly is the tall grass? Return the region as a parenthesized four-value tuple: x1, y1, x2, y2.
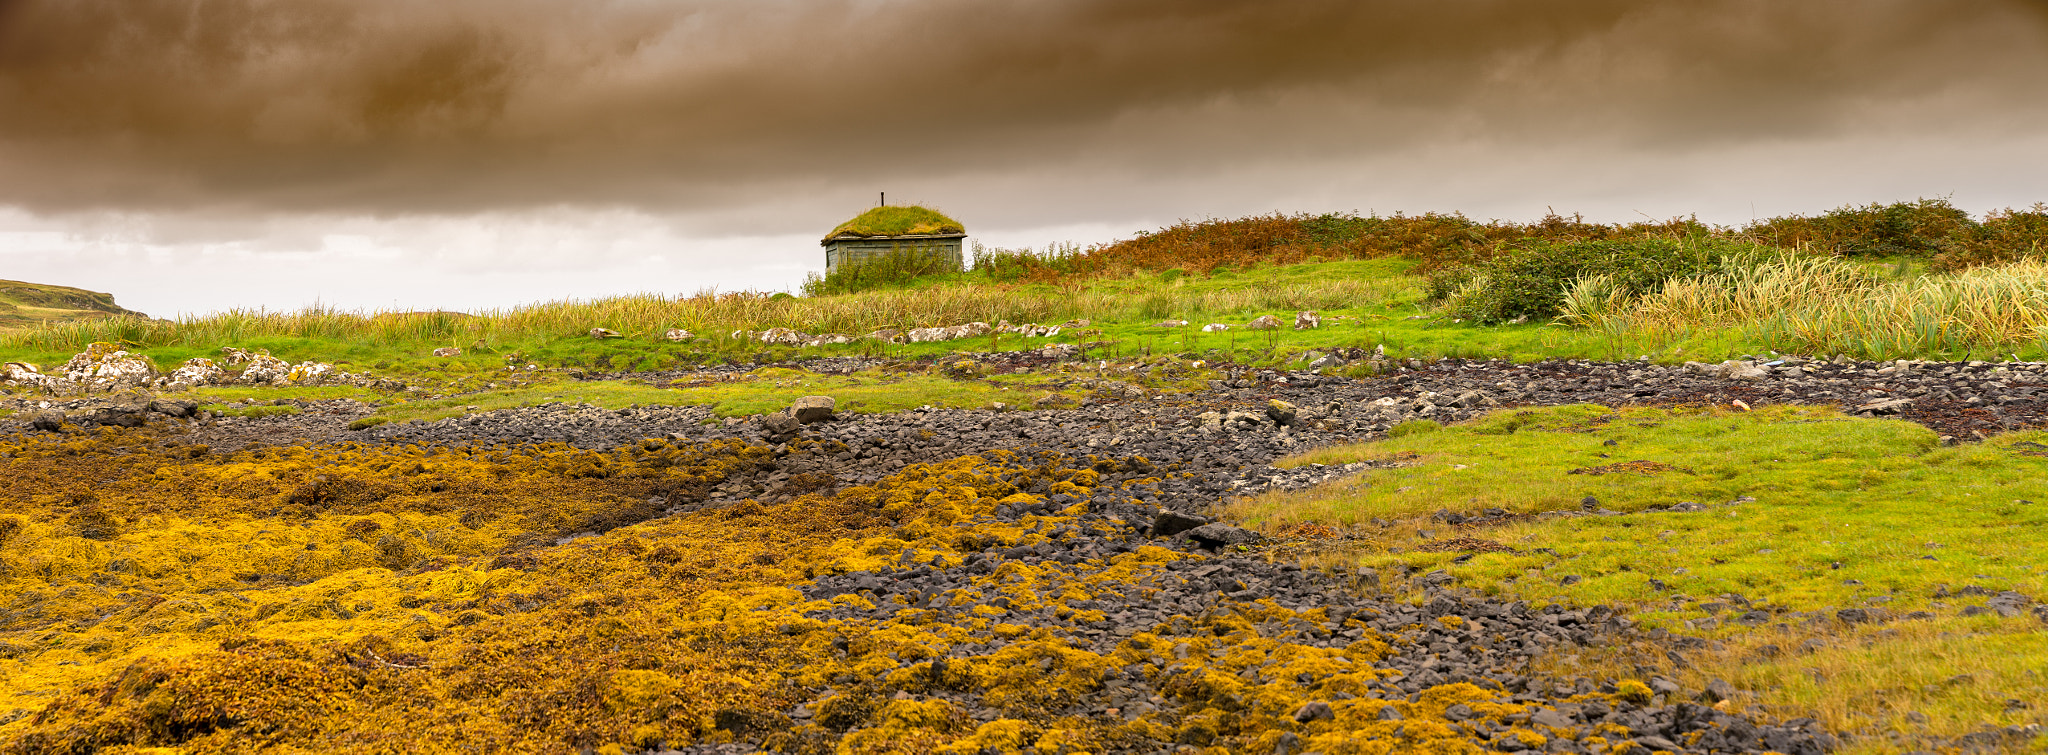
(0, 277, 1406, 356)
(1564, 257, 2048, 359)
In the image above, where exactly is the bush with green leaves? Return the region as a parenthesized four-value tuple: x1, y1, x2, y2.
(1429, 237, 1777, 324)
(800, 244, 964, 296)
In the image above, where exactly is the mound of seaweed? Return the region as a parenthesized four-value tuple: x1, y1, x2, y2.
(0, 419, 1831, 754)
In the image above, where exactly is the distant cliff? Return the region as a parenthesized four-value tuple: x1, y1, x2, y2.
(0, 279, 149, 329)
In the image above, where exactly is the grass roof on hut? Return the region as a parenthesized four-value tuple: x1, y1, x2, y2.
(824, 205, 965, 242)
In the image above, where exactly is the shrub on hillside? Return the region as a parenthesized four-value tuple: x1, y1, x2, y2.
(801, 245, 962, 296)
(1429, 237, 1774, 324)
(1745, 198, 1975, 258)
(968, 242, 1085, 283)
(1935, 205, 2048, 270)
(1027, 212, 1712, 282)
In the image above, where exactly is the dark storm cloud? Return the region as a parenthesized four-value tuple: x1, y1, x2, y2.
(1, 0, 2044, 216)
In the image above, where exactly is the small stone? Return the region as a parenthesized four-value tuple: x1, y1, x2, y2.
(1293, 311, 1321, 330)
(1265, 400, 1298, 426)
(432, 347, 463, 358)
(1291, 701, 1334, 723)
(588, 328, 622, 339)
(1246, 315, 1283, 330)
(1527, 708, 1570, 729)
(663, 328, 694, 342)
(1636, 735, 1681, 752)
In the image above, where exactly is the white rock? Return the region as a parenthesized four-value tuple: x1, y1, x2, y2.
(758, 327, 810, 345)
(169, 358, 224, 386)
(1202, 323, 1231, 332)
(1295, 311, 1321, 329)
(285, 361, 333, 384)
(2, 361, 50, 388)
(663, 328, 695, 342)
(238, 354, 292, 384)
(432, 347, 462, 358)
(588, 328, 622, 339)
(61, 343, 155, 387)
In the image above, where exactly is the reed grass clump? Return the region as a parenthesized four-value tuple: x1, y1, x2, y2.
(1564, 256, 2048, 358)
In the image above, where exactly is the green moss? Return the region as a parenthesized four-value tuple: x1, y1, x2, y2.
(1241, 405, 2048, 745)
(1384, 419, 1441, 438)
(825, 205, 965, 241)
(205, 404, 302, 419)
(347, 416, 391, 431)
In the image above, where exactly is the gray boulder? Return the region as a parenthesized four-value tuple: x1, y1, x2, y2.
(148, 398, 200, 418)
(87, 405, 148, 428)
(29, 411, 66, 433)
(1184, 522, 1261, 548)
(790, 396, 836, 424)
(1152, 511, 1209, 538)
(1720, 360, 1770, 381)
(760, 412, 799, 439)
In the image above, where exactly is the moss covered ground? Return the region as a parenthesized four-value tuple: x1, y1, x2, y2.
(1231, 406, 2048, 751)
(0, 426, 1585, 754)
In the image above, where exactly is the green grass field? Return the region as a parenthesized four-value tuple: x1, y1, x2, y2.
(11, 257, 2041, 382)
(1231, 405, 2048, 752)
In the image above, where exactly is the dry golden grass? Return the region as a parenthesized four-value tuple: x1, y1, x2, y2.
(1563, 257, 2048, 358)
(0, 275, 1406, 355)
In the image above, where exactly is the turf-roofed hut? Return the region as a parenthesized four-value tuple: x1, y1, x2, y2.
(821, 205, 967, 274)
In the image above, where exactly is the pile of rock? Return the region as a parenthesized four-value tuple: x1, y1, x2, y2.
(730, 328, 858, 347)
(0, 343, 367, 394)
(25, 397, 201, 432)
(1190, 311, 1324, 333)
(731, 319, 1102, 346)
(207, 347, 351, 388)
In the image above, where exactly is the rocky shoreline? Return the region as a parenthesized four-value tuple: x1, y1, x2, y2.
(3, 356, 2044, 753)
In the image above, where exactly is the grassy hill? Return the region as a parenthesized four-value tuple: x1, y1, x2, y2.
(0, 279, 148, 331)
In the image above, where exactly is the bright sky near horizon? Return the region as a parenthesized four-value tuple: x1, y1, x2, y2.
(3, 0, 2047, 317)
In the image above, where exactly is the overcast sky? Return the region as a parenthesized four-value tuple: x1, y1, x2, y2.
(4, 0, 2047, 317)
